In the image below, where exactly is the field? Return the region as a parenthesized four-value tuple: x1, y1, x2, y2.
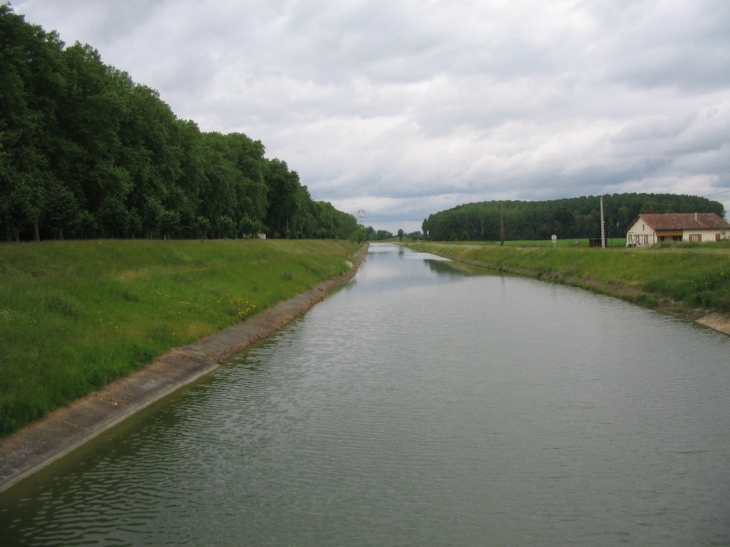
(0, 239, 360, 436)
(420, 237, 730, 251)
(422, 237, 627, 248)
(408, 240, 730, 315)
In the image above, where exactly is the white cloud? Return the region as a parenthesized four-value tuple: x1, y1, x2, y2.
(13, 0, 730, 231)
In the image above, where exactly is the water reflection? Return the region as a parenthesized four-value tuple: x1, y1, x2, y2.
(357, 243, 489, 290)
(1, 243, 729, 546)
(423, 258, 485, 276)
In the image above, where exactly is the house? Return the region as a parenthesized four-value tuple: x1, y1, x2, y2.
(625, 213, 729, 246)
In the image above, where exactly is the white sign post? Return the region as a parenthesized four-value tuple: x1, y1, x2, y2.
(551, 234, 557, 248)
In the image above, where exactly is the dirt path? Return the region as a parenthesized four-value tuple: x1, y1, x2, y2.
(0, 244, 369, 493)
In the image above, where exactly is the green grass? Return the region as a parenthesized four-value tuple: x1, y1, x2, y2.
(0, 239, 362, 436)
(436, 237, 626, 248)
(409, 240, 730, 315)
(653, 240, 730, 250)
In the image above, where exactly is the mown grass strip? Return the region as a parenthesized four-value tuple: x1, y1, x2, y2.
(409, 241, 730, 315)
(0, 239, 361, 437)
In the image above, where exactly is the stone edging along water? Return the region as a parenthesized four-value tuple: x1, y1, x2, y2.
(0, 243, 370, 493)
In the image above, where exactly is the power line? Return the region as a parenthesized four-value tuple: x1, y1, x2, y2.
(704, 189, 730, 198)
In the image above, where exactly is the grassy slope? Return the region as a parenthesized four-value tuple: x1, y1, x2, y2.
(425, 237, 626, 248)
(409, 241, 730, 315)
(0, 239, 361, 436)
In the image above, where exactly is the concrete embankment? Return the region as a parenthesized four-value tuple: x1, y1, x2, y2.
(0, 244, 369, 493)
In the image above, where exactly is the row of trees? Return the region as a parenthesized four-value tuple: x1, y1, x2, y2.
(0, 6, 357, 241)
(348, 226, 396, 244)
(422, 193, 725, 241)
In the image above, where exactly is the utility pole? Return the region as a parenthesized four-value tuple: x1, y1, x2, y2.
(600, 196, 606, 249)
(500, 202, 505, 246)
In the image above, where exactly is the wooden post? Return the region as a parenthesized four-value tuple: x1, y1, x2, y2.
(600, 196, 605, 249)
(500, 202, 505, 246)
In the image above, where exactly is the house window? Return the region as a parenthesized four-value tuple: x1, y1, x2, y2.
(689, 234, 701, 242)
(643, 235, 649, 245)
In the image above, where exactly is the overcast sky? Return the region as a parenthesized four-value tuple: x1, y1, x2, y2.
(13, 0, 730, 232)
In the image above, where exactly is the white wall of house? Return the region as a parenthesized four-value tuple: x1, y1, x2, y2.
(626, 225, 726, 245)
(682, 230, 724, 242)
(625, 218, 656, 246)
(626, 214, 728, 246)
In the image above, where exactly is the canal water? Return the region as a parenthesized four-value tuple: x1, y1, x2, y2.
(2, 243, 729, 546)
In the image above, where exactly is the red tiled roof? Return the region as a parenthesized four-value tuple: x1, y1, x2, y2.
(639, 213, 729, 231)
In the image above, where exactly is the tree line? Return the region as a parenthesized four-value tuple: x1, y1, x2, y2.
(0, 6, 357, 241)
(422, 193, 725, 242)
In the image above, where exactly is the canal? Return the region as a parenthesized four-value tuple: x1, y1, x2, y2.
(1, 243, 729, 546)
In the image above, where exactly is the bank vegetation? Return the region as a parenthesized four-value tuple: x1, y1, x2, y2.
(408, 241, 730, 318)
(422, 193, 725, 242)
(0, 239, 362, 437)
(1, 6, 357, 242)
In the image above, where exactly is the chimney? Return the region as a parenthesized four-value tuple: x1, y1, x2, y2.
(694, 212, 698, 221)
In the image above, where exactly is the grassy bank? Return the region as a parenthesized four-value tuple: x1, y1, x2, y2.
(417, 237, 627, 248)
(408, 241, 730, 315)
(0, 239, 361, 436)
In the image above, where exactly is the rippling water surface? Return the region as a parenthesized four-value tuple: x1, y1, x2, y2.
(2, 243, 730, 546)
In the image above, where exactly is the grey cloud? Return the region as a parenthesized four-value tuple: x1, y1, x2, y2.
(13, 0, 730, 231)
(16, 0, 171, 47)
(585, 0, 730, 92)
(611, 115, 695, 143)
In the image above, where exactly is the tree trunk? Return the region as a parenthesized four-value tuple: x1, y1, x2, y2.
(34, 221, 40, 241)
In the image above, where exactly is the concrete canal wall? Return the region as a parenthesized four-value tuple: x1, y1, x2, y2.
(0, 244, 369, 493)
